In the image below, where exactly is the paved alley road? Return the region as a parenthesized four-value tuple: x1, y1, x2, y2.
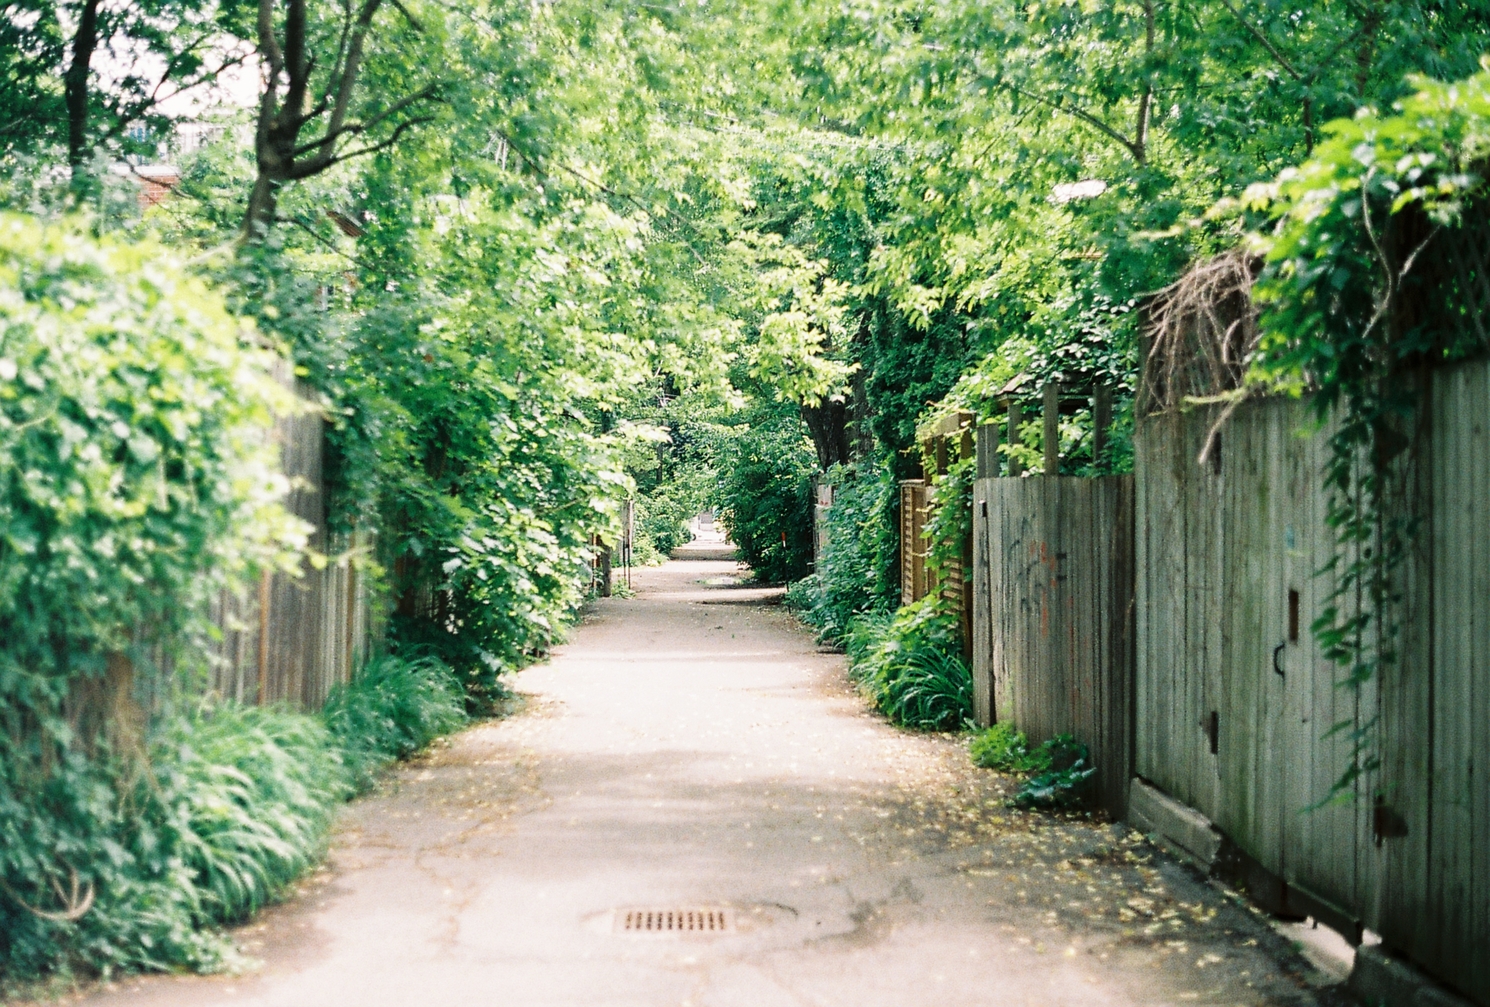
(75, 561, 1343, 1007)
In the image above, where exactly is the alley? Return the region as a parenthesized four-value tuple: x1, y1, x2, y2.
(75, 561, 1345, 1007)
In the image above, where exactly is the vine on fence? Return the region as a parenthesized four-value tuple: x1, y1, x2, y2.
(1246, 61, 1490, 799)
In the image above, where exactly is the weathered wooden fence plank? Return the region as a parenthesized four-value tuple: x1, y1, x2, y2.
(972, 474, 1134, 815)
(972, 482, 994, 725)
(899, 480, 929, 605)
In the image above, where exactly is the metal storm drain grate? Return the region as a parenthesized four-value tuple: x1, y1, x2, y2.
(619, 908, 731, 934)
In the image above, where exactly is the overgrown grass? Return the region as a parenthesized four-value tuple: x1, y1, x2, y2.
(155, 703, 349, 926)
(845, 598, 972, 731)
(322, 654, 467, 792)
(0, 654, 467, 992)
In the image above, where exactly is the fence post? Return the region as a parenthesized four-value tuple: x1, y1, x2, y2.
(1043, 381, 1060, 475)
(977, 422, 1000, 479)
(1093, 382, 1112, 468)
(1007, 400, 1024, 476)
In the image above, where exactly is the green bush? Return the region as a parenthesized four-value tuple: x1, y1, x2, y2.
(0, 742, 226, 985)
(969, 724, 1044, 773)
(712, 411, 816, 584)
(789, 460, 900, 643)
(845, 597, 972, 731)
(968, 726, 1096, 809)
(0, 702, 344, 987)
(323, 655, 467, 792)
(630, 460, 714, 561)
(1011, 735, 1096, 810)
(0, 213, 306, 694)
(155, 704, 348, 926)
(0, 214, 311, 988)
(0, 652, 469, 987)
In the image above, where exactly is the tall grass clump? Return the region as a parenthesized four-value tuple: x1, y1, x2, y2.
(0, 653, 470, 991)
(0, 702, 343, 989)
(156, 703, 349, 926)
(322, 655, 467, 792)
(845, 597, 972, 731)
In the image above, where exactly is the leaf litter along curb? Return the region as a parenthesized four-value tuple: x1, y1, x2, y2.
(854, 722, 1344, 1003)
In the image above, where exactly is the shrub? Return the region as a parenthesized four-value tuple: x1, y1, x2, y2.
(969, 724, 1044, 773)
(712, 411, 816, 584)
(323, 655, 467, 792)
(0, 214, 308, 988)
(155, 704, 348, 926)
(968, 726, 1097, 809)
(790, 460, 899, 643)
(845, 597, 972, 731)
(632, 461, 713, 561)
(0, 702, 345, 987)
(1011, 735, 1096, 809)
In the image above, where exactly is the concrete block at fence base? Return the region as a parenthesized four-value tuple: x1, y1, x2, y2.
(1126, 778, 1222, 871)
(1349, 946, 1475, 1007)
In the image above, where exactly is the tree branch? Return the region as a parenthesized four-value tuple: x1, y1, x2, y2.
(1001, 81, 1144, 163)
(289, 114, 436, 176)
(1214, 0, 1303, 80)
(290, 83, 439, 159)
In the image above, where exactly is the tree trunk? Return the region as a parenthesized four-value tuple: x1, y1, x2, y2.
(64, 0, 101, 189)
(801, 398, 852, 471)
(244, 173, 279, 240)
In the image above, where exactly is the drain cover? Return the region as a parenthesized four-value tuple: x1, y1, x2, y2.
(618, 908, 731, 934)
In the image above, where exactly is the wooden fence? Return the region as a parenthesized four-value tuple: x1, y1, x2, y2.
(971, 473, 1135, 814)
(898, 413, 976, 653)
(1134, 359, 1490, 1005)
(899, 479, 930, 604)
(204, 376, 375, 710)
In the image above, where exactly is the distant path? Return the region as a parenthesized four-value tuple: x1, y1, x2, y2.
(77, 561, 1340, 1007)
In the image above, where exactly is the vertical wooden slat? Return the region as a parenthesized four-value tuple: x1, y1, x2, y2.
(1093, 383, 1112, 468)
(1007, 401, 1024, 476)
(1043, 382, 1060, 475)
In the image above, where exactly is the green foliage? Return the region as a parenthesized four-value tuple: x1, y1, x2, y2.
(789, 460, 900, 642)
(969, 726, 1096, 808)
(0, 701, 344, 987)
(969, 724, 1042, 773)
(0, 741, 227, 985)
(0, 654, 469, 988)
(1011, 736, 1097, 810)
(633, 461, 714, 562)
(154, 704, 348, 927)
(845, 597, 972, 731)
(712, 408, 817, 584)
(0, 213, 308, 985)
(0, 214, 305, 693)
(322, 655, 467, 792)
